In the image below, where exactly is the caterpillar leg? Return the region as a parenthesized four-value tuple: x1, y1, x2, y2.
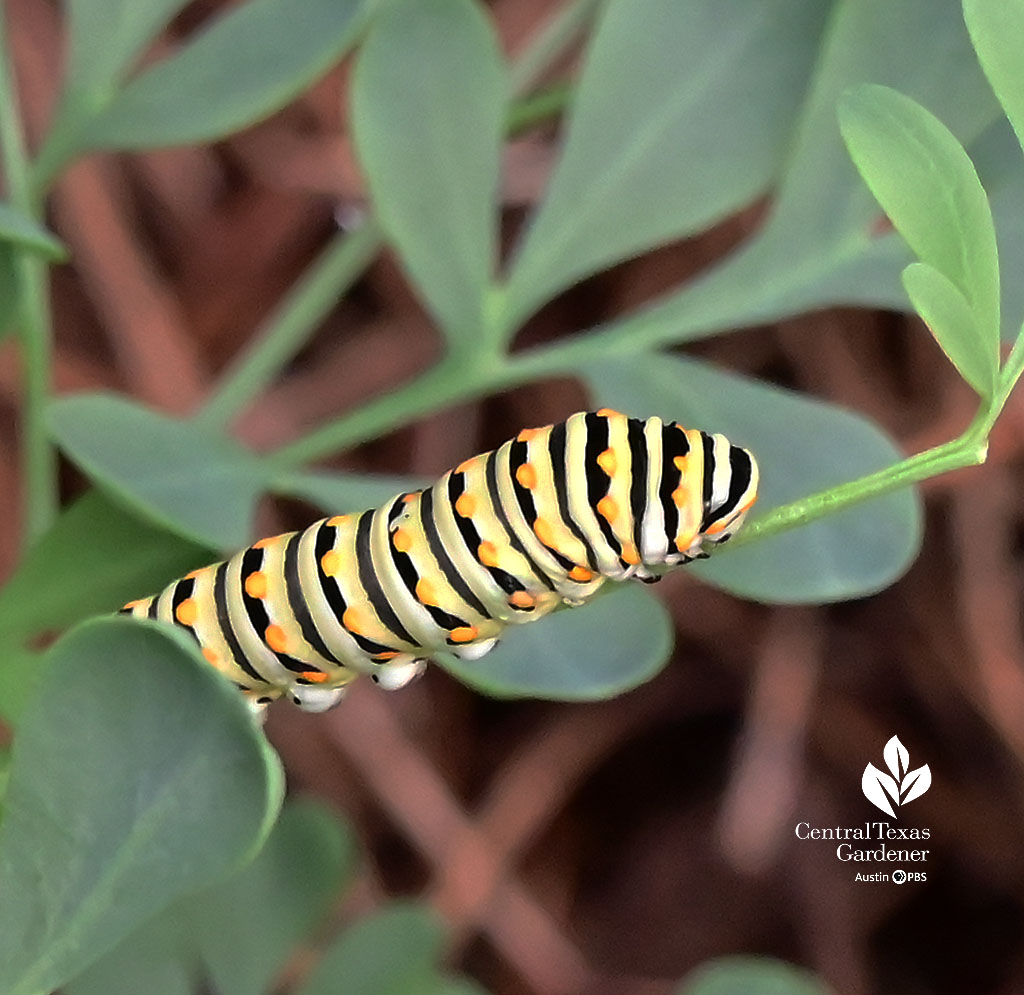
(288, 682, 350, 712)
(371, 656, 427, 690)
(451, 636, 499, 660)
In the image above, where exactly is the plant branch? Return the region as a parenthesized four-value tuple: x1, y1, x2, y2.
(0, 9, 58, 544)
(196, 217, 383, 430)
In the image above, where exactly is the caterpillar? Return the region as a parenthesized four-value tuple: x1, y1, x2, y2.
(120, 410, 758, 713)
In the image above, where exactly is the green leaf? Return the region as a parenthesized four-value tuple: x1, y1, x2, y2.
(505, 0, 831, 327)
(0, 489, 211, 645)
(582, 354, 922, 603)
(63, 915, 193, 995)
(49, 393, 270, 549)
(902, 261, 993, 395)
(191, 797, 355, 995)
(964, 0, 1024, 157)
(296, 903, 447, 995)
(275, 468, 429, 515)
(0, 618, 284, 995)
(678, 955, 832, 995)
(66, 798, 355, 995)
(0, 202, 67, 259)
(77, 0, 370, 151)
(437, 582, 673, 700)
(838, 83, 1000, 381)
(65, 0, 190, 95)
(560, 0, 999, 354)
(352, 0, 505, 347)
(0, 646, 47, 726)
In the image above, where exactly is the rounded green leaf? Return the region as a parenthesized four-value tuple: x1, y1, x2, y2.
(0, 617, 284, 995)
(352, 0, 505, 346)
(0, 489, 211, 645)
(839, 84, 1000, 358)
(296, 903, 446, 995)
(49, 393, 270, 549)
(902, 261, 993, 395)
(63, 914, 192, 995)
(192, 797, 356, 995)
(582, 354, 922, 603)
(678, 956, 832, 995)
(964, 0, 1024, 158)
(65, 798, 354, 995)
(505, 0, 831, 327)
(436, 582, 673, 700)
(78, 0, 369, 150)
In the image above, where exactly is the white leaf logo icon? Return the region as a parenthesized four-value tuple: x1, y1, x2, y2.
(862, 763, 898, 818)
(862, 736, 931, 817)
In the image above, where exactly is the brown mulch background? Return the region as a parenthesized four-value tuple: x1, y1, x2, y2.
(5, 2, 1024, 993)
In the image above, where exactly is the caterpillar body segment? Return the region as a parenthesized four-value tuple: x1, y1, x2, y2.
(121, 411, 759, 712)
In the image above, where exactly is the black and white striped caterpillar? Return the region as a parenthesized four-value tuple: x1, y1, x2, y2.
(120, 410, 758, 712)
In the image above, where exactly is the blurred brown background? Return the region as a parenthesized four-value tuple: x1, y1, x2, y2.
(5, 1, 1024, 993)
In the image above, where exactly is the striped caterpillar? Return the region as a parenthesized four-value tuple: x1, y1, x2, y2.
(120, 410, 759, 712)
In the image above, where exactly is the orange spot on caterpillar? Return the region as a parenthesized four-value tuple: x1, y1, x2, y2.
(253, 533, 284, 550)
(569, 566, 593, 582)
(392, 528, 413, 553)
(705, 520, 728, 536)
(533, 518, 556, 547)
(121, 599, 143, 612)
(175, 598, 198, 626)
(515, 463, 538, 489)
(456, 458, 476, 474)
(450, 626, 479, 643)
(597, 448, 617, 475)
(374, 651, 399, 661)
(597, 496, 618, 522)
(265, 624, 288, 653)
(510, 590, 536, 608)
(478, 541, 499, 567)
(675, 530, 698, 553)
(455, 493, 477, 517)
(244, 571, 267, 599)
(320, 550, 341, 576)
(301, 670, 329, 683)
(202, 648, 219, 665)
(185, 569, 202, 580)
(402, 492, 417, 503)
(673, 456, 687, 470)
(597, 408, 622, 418)
(342, 607, 363, 634)
(672, 487, 687, 507)
(517, 426, 547, 442)
(415, 578, 437, 605)
(327, 515, 349, 527)
(622, 544, 641, 565)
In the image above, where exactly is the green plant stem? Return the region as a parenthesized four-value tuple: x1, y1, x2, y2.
(0, 10, 58, 545)
(731, 432, 986, 550)
(269, 353, 508, 469)
(196, 217, 383, 430)
(509, 0, 605, 96)
(506, 81, 574, 137)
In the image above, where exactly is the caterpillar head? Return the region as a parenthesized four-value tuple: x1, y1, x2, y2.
(663, 427, 759, 564)
(697, 434, 759, 549)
